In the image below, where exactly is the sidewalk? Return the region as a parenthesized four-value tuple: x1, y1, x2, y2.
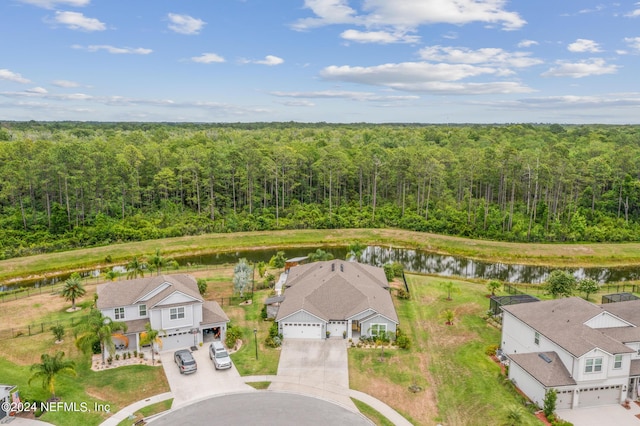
(99, 392, 173, 426)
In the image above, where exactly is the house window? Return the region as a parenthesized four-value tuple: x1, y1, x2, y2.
(139, 304, 147, 317)
(614, 354, 623, 369)
(534, 332, 540, 346)
(170, 307, 185, 320)
(370, 324, 387, 336)
(114, 307, 125, 320)
(585, 357, 603, 373)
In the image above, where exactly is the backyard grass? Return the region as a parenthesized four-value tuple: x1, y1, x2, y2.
(348, 274, 542, 426)
(4, 228, 640, 282)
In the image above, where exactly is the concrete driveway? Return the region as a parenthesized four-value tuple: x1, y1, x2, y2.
(557, 403, 640, 426)
(270, 339, 355, 410)
(160, 345, 253, 408)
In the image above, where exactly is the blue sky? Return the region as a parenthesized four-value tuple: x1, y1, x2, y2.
(1, 0, 639, 123)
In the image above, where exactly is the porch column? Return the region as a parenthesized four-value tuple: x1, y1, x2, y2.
(572, 389, 580, 409)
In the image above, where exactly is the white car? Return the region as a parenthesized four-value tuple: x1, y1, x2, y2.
(209, 341, 232, 370)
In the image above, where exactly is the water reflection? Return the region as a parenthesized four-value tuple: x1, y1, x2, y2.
(3, 245, 640, 291)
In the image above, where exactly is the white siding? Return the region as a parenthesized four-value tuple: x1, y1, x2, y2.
(159, 304, 195, 330)
(156, 292, 198, 306)
(279, 310, 325, 324)
(584, 312, 631, 329)
(138, 282, 171, 302)
(509, 362, 546, 407)
(349, 309, 376, 321)
(361, 315, 397, 338)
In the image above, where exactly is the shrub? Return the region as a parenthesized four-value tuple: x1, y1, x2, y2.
(51, 324, 65, 342)
(396, 288, 410, 299)
(383, 264, 394, 281)
(226, 324, 241, 348)
(268, 322, 280, 338)
(543, 389, 557, 419)
(397, 334, 411, 350)
(197, 278, 208, 296)
(115, 354, 120, 361)
(261, 304, 268, 320)
(485, 344, 499, 357)
(391, 262, 404, 277)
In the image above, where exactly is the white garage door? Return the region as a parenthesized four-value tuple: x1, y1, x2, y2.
(159, 331, 195, 351)
(556, 390, 573, 409)
(282, 322, 322, 339)
(578, 385, 621, 407)
(327, 321, 347, 338)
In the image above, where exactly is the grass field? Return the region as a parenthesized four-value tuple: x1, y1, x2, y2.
(3, 228, 640, 282)
(349, 274, 541, 426)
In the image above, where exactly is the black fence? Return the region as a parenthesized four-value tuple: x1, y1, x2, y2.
(0, 314, 89, 341)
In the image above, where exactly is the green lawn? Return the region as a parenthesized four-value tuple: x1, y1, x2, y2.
(349, 274, 541, 426)
(351, 398, 396, 426)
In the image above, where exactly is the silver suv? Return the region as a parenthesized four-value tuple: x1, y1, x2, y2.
(174, 349, 197, 374)
(209, 342, 232, 370)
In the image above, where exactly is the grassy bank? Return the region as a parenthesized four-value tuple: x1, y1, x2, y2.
(3, 228, 640, 283)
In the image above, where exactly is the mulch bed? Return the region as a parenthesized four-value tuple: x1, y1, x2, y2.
(534, 411, 552, 425)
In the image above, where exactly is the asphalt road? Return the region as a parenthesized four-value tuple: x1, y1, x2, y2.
(149, 392, 373, 426)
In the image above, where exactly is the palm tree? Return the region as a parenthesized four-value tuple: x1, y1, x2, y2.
(104, 268, 120, 281)
(148, 249, 169, 275)
(75, 309, 128, 364)
(140, 322, 165, 365)
(61, 273, 86, 310)
(487, 280, 501, 296)
(126, 256, 147, 279)
(441, 309, 455, 325)
(441, 281, 460, 301)
(28, 351, 76, 400)
(346, 242, 366, 261)
(308, 248, 334, 262)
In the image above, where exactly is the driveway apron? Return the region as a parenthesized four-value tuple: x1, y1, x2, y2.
(160, 346, 254, 408)
(271, 339, 355, 410)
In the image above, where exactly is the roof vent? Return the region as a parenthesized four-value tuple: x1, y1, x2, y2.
(538, 353, 552, 363)
(331, 263, 335, 272)
(340, 264, 344, 272)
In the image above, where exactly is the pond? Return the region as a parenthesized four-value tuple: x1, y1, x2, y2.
(3, 245, 640, 291)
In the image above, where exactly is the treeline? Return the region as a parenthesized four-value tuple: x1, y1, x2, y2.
(1, 122, 639, 259)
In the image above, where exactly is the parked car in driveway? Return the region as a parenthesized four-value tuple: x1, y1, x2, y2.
(174, 349, 197, 374)
(209, 341, 232, 370)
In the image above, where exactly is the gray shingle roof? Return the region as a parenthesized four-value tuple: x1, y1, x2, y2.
(276, 260, 398, 323)
(502, 297, 634, 357)
(97, 274, 203, 309)
(201, 301, 229, 325)
(509, 352, 577, 387)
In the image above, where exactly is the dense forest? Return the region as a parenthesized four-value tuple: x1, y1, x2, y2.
(1, 121, 639, 260)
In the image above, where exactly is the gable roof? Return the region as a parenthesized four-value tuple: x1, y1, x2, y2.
(97, 274, 203, 310)
(276, 260, 398, 323)
(502, 297, 634, 357)
(201, 301, 229, 325)
(509, 352, 577, 387)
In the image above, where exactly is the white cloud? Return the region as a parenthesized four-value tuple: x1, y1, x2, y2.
(542, 58, 619, 78)
(53, 11, 105, 31)
(320, 62, 533, 94)
(278, 100, 316, 107)
(493, 93, 640, 110)
(76, 45, 152, 54)
(167, 13, 206, 35)
(26, 87, 48, 94)
(341, 29, 419, 44)
(191, 53, 226, 63)
(625, 6, 640, 17)
(270, 90, 419, 102)
(240, 55, 284, 66)
(19, 0, 89, 9)
(0, 69, 31, 84)
(293, 0, 525, 31)
(52, 79, 80, 88)
(419, 45, 543, 68)
(625, 37, 640, 52)
(567, 39, 602, 53)
(518, 39, 538, 48)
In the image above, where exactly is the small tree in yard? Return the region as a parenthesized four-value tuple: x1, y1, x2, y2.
(487, 280, 501, 296)
(269, 251, 286, 269)
(29, 351, 76, 400)
(197, 278, 208, 296)
(543, 388, 557, 419)
(51, 325, 65, 343)
(577, 278, 599, 301)
(140, 322, 165, 365)
(61, 273, 86, 310)
(233, 258, 253, 298)
(544, 270, 577, 299)
(441, 281, 459, 301)
(505, 405, 524, 425)
(441, 309, 455, 325)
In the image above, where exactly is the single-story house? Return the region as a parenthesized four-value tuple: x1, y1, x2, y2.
(97, 274, 229, 352)
(276, 260, 399, 340)
(501, 297, 640, 409)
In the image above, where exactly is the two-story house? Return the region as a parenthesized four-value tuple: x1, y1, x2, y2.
(97, 274, 229, 352)
(501, 297, 640, 409)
